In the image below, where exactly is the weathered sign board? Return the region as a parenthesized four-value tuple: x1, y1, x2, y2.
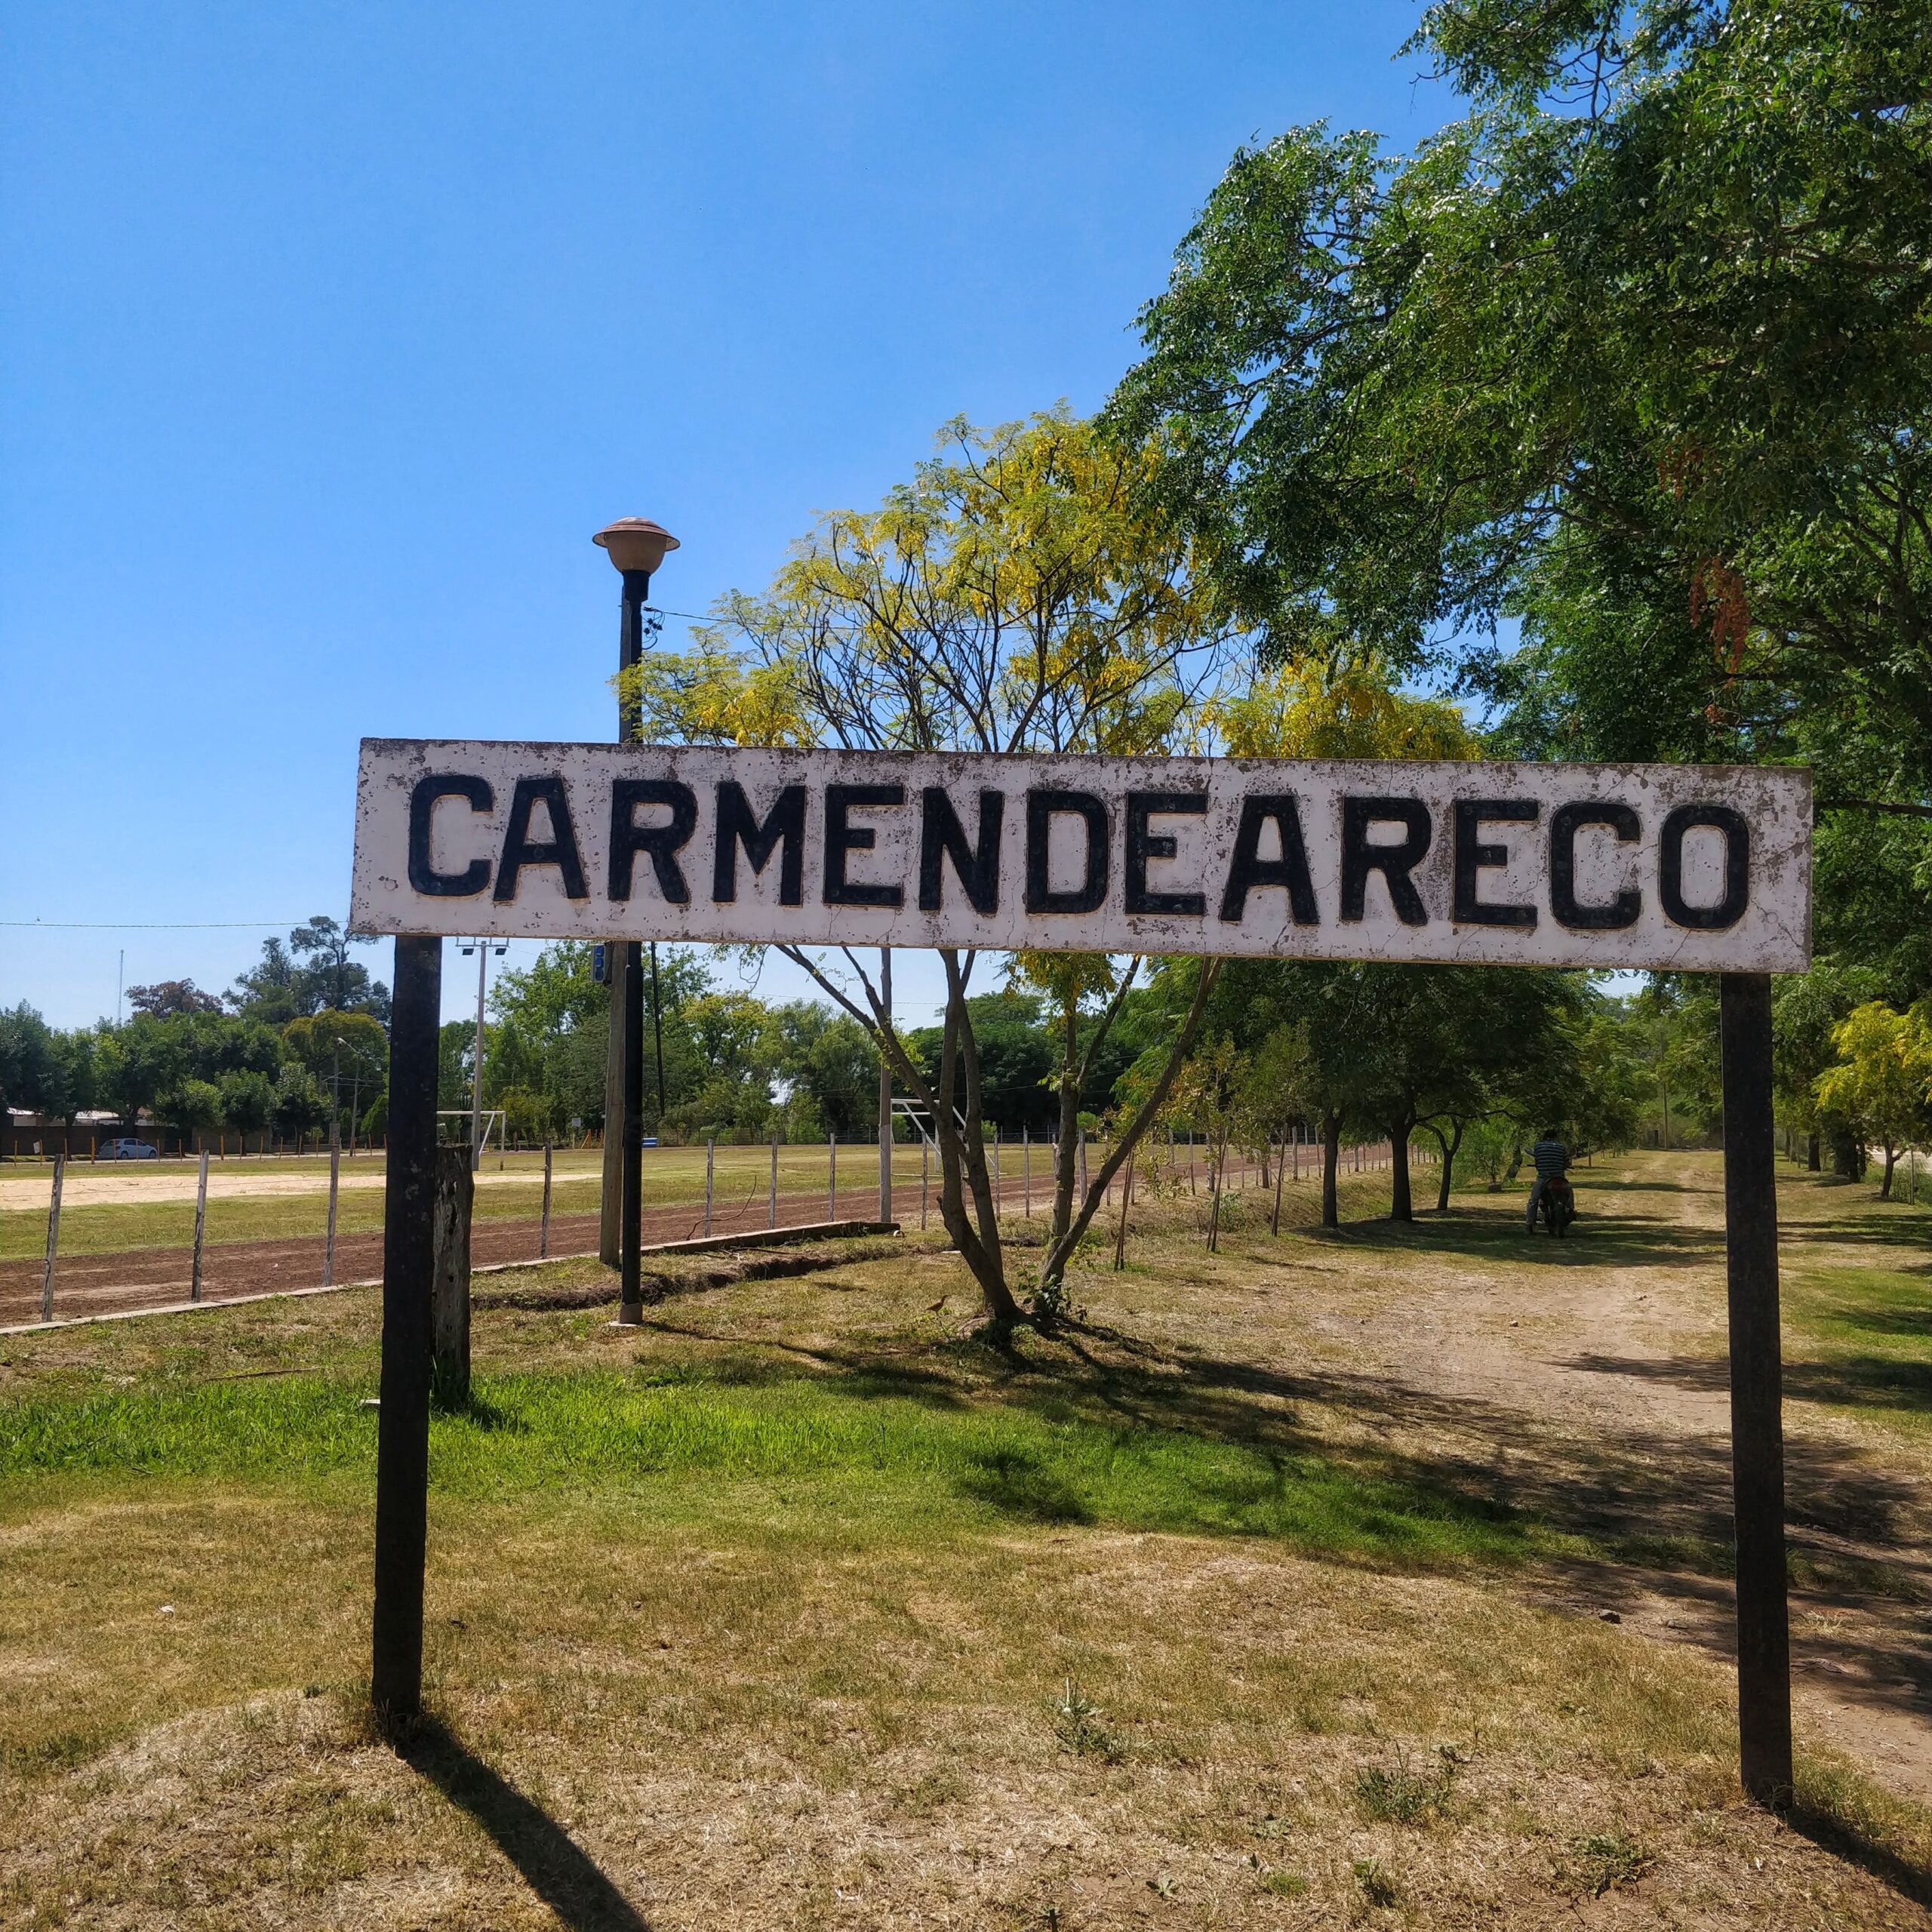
(352, 739, 1811, 972)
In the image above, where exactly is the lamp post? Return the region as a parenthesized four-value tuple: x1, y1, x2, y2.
(594, 517, 679, 1325)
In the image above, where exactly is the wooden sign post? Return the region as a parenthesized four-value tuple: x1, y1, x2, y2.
(358, 741, 1807, 1792)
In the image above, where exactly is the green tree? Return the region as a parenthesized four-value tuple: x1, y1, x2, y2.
(161, 1078, 225, 1151)
(1816, 1002, 1932, 1199)
(273, 1063, 328, 1142)
(219, 1069, 276, 1146)
(1115, 2, 1932, 780)
(0, 1004, 68, 1123)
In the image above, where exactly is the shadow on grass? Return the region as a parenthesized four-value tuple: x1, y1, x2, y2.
(1562, 1349, 1932, 1419)
(402, 1718, 651, 1930)
(1788, 1804, 1932, 1911)
(1312, 1211, 1721, 1271)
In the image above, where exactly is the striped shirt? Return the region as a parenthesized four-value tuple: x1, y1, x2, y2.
(1531, 1140, 1570, 1180)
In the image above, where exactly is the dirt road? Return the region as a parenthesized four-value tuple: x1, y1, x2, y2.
(1254, 1152, 1932, 1805)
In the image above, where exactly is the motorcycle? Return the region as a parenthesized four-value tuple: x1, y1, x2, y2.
(1539, 1173, 1576, 1238)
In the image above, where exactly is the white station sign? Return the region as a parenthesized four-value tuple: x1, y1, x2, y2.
(349, 740, 1811, 973)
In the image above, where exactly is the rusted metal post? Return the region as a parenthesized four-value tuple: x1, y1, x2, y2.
(828, 1133, 836, 1223)
(40, 1156, 63, 1322)
(769, 1137, 778, 1228)
(372, 934, 441, 1727)
(704, 1137, 715, 1236)
(1720, 971, 1794, 1805)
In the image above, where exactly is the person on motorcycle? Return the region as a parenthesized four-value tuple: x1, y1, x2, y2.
(1525, 1128, 1571, 1232)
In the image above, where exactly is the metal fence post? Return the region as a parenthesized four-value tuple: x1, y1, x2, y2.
(192, 1149, 210, 1302)
(39, 1155, 63, 1322)
(769, 1138, 778, 1229)
(1720, 970, 1794, 1805)
(705, 1137, 715, 1237)
(828, 1133, 836, 1223)
(371, 934, 441, 1729)
(1023, 1126, 1030, 1218)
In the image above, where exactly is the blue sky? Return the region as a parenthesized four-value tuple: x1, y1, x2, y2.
(2, 2, 1460, 1030)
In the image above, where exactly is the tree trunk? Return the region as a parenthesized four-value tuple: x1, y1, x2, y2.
(1035, 961, 1221, 1300)
(1321, 1110, 1340, 1229)
(1831, 1129, 1860, 1179)
(1206, 1135, 1224, 1253)
(1881, 1145, 1898, 1200)
(1389, 1118, 1414, 1223)
(1806, 1131, 1821, 1171)
(1429, 1120, 1463, 1214)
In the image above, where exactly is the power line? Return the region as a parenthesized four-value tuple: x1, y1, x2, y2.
(0, 919, 310, 931)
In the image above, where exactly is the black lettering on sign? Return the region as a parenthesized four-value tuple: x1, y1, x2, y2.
(713, 783, 805, 906)
(408, 774, 494, 897)
(918, 789, 1003, 913)
(1124, 792, 1208, 916)
(824, 783, 905, 907)
(1339, 797, 1431, 926)
(1660, 803, 1750, 929)
(1025, 789, 1109, 914)
(1218, 794, 1318, 925)
(1549, 801, 1641, 930)
(1453, 799, 1538, 928)
(611, 779, 699, 904)
(493, 776, 588, 903)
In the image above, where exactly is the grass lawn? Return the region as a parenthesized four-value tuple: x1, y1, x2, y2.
(2, 1157, 1928, 1927)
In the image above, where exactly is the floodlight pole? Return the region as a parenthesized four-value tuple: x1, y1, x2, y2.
(371, 933, 441, 1726)
(1719, 971, 1793, 1804)
(590, 519, 678, 1311)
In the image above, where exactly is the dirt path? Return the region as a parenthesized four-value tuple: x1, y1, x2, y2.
(1279, 1152, 1932, 1804)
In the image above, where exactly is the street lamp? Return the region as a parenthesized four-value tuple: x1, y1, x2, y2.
(595, 518, 678, 1326)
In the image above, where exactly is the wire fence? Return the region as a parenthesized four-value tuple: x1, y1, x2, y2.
(2, 1127, 1435, 1330)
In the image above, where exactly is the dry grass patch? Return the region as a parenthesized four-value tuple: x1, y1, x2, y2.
(4, 1162, 1931, 1926)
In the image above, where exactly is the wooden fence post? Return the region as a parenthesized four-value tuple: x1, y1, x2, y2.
(540, 1141, 552, 1259)
(39, 1156, 63, 1322)
(371, 934, 441, 1728)
(325, 1137, 341, 1287)
(1720, 971, 1794, 1805)
(192, 1149, 210, 1302)
(432, 1146, 474, 1410)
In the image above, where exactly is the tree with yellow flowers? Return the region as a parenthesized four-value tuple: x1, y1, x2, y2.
(618, 411, 1237, 1329)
